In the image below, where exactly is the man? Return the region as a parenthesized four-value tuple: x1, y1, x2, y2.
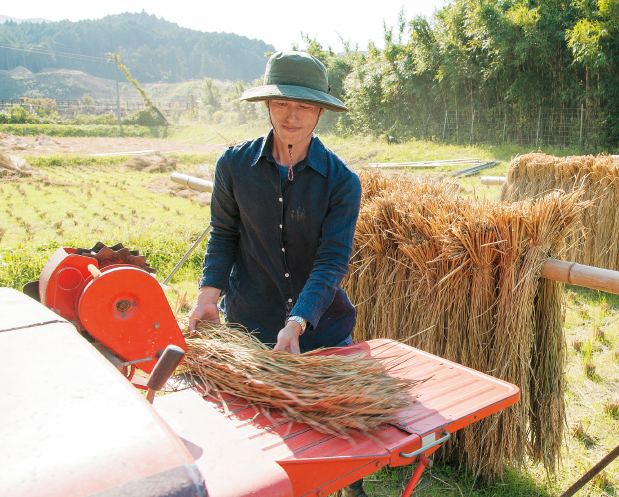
(188, 51, 362, 357)
(189, 51, 366, 496)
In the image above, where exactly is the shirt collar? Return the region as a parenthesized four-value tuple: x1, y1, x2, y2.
(251, 130, 328, 177)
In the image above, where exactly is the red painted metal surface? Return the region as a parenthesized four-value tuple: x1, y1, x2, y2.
(402, 456, 431, 497)
(156, 390, 293, 497)
(78, 266, 185, 374)
(0, 289, 203, 497)
(193, 339, 520, 497)
(39, 248, 94, 330)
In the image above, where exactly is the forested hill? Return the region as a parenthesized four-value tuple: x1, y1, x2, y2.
(0, 11, 274, 83)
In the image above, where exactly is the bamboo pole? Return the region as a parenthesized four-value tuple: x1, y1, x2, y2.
(368, 159, 480, 169)
(170, 172, 213, 192)
(560, 443, 619, 497)
(480, 176, 507, 185)
(542, 258, 619, 295)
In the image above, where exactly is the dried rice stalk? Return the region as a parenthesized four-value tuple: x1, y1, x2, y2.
(0, 152, 36, 179)
(501, 153, 619, 271)
(181, 322, 420, 438)
(123, 152, 178, 173)
(343, 171, 590, 478)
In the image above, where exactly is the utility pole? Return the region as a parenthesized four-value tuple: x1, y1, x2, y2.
(114, 60, 123, 135)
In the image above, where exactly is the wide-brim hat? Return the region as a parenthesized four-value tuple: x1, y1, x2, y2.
(240, 51, 348, 113)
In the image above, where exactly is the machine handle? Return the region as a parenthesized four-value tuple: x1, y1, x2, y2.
(146, 345, 185, 403)
(400, 429, 451, 458)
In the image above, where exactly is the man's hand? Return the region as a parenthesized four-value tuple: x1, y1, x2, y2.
(273, 320, 303, 354)
(188, 286, 222, 331)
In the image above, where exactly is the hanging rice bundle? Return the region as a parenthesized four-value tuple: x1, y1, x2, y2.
(181, 323, 421, 438)
(342, 171, 590, 478)
(501, 153, 619, 270)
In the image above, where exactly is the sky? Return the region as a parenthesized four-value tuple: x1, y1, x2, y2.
(3, 0, 448, 51)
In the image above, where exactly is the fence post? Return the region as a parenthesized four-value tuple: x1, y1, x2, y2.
(442, 110, 447, 141)
(503, 111, 507, 144)
(424, 113, 431, 140)
(580, 104, 584, 145)
(535, 107, 541, 149)
(470, 109, 475, 144)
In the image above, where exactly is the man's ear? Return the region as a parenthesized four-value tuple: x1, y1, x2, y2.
(319, 108, 325, 118)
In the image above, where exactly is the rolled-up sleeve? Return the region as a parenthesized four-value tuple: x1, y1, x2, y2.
(291, 171, 362, 329)
(199, 152, 240, 290)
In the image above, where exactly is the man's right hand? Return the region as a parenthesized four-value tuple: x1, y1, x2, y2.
(188, 286, 222, 331)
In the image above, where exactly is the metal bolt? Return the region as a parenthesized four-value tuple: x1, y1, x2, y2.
(153, 322, 160, 329)
(116, 300, 131, 313)
(376, 461, 382, 468)
(316, 491, 323, 497)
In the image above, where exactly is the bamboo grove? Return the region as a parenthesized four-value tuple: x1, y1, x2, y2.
(303, 0, 619, 146)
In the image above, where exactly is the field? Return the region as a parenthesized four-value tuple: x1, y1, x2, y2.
(1, 126, 617, 496)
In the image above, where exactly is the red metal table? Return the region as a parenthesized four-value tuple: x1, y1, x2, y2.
(156, 339, 520, 497)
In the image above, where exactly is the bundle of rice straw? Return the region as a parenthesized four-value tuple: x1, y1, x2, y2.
(501, 153, 619, 271)
(182, 323, 420, 438)
(342, 171, 590, 479)
(123, 152, 178, 173)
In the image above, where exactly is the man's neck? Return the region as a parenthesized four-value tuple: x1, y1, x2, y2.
(271, 130, 312, 167)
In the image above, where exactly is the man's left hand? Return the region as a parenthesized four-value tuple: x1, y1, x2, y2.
(274, 321, 303, 354)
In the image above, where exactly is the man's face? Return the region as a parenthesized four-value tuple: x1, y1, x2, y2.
(267, 100, 325, 145)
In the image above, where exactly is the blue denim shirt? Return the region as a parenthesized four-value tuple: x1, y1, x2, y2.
(199, 131, 362, 351)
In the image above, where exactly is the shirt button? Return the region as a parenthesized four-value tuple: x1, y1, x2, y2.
(282, 248, 285, 252)
(278, 198, 283, 202)
(285, 273, 289, 277)
(288, 299, 293, 303)
(279, 224, 282, 229)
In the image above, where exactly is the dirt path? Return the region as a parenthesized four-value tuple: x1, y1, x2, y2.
(0, 134, 227, 156)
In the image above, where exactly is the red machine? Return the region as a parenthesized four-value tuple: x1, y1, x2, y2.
(5, 244, 520, 497)
(28, 243, 186, 376)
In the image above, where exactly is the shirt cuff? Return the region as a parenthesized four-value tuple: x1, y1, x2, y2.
(199, 271, 229, 290)
(290, 299, 319, 331)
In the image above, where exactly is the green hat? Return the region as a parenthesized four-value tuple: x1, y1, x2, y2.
(240, 51, 348, 113)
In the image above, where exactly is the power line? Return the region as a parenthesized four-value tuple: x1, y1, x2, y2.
(49, 40, 107, 58)
(0, 43, 108, 62)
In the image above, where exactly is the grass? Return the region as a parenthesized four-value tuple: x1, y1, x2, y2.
(363, 461, 552, 496)
(0, 123, 165, 137)
(1, 127, 617, 495)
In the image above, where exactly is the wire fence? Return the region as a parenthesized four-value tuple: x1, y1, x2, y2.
(418, 106, 603, 148)
(0, 96, 607, 148)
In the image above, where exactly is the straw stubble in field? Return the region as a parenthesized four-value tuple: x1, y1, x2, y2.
(559, 287, 619, 496)
(0, 155, 211, 297)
